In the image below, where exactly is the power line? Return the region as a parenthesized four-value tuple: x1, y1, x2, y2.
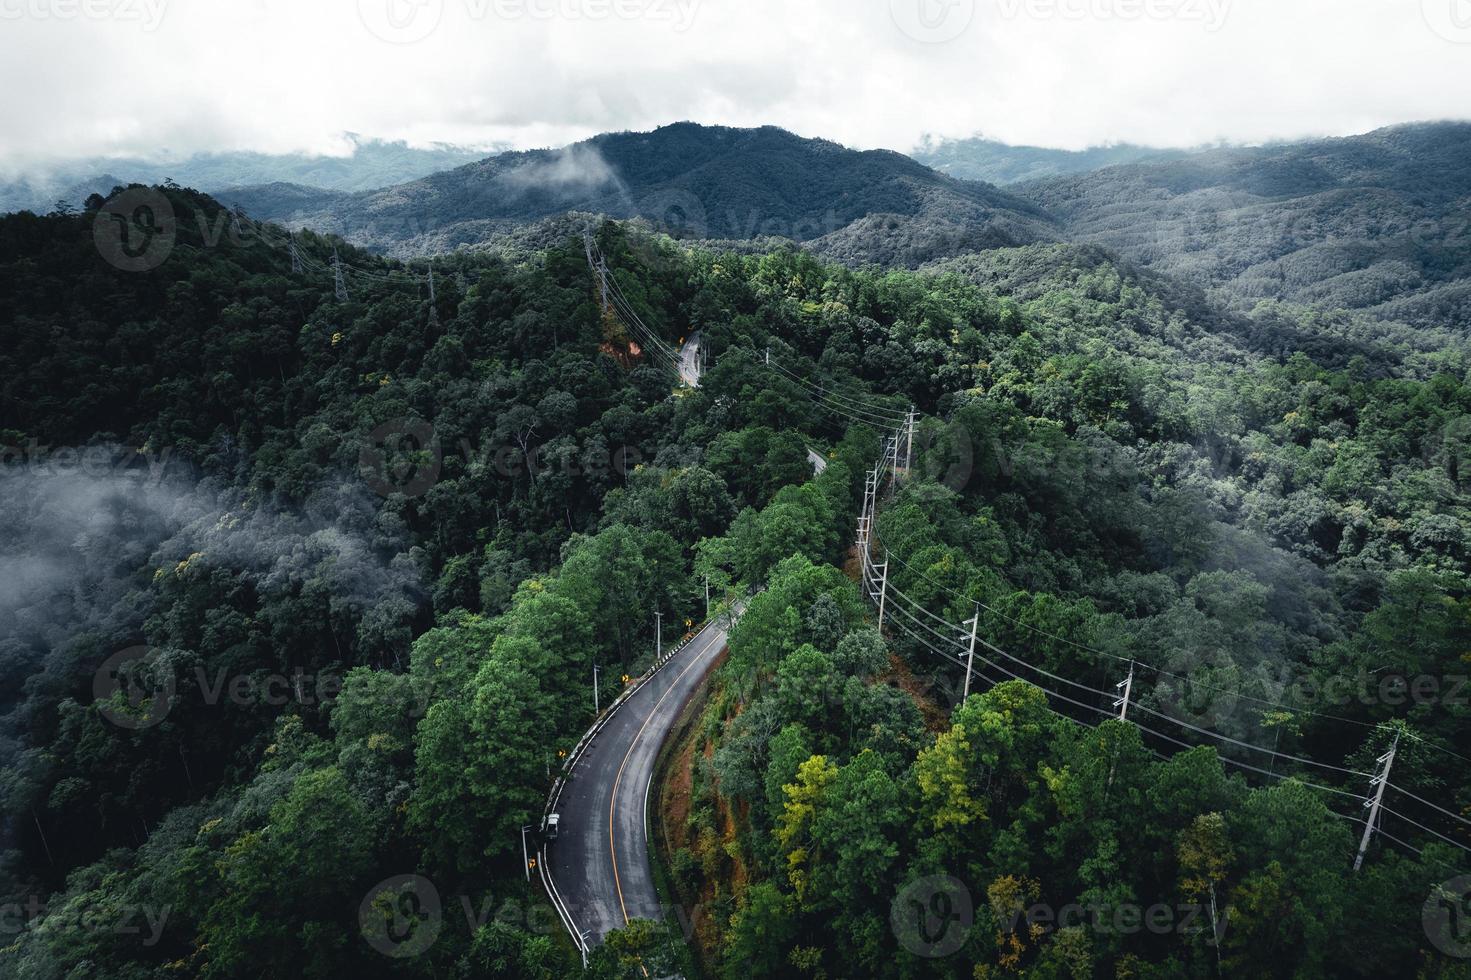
(1386, 783, 1471, 830)
(1378, 805, 1471, 856)
(880, 544, 1384, 732)
(761, 357, 909, 422)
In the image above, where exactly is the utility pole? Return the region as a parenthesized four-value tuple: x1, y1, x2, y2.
(962, 609, 980, 702)
(1114, 662, 1136, 721)
(593, 664, 600, 713)
(655, 611, 663, 662)
(906, 407, 916, 473)
(520, 825, 531, 882)
(1354, 732, 1400, 872)
(870, 560, 889, 631)
(765, 347, 770, 366)
(332, 245, 348, 302)
(704, 575, 710, 620)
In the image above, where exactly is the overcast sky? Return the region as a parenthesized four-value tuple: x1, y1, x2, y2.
(1, 0, 1468, 173)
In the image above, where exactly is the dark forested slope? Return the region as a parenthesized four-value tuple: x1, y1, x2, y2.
(1013, 122, 1471, 326)
(220, 123, 1057, 257)
(912, 134, 1189, 184)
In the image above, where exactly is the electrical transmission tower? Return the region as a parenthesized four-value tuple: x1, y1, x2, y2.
(332, 246, 349, 302)
(288, 232, 303, 274)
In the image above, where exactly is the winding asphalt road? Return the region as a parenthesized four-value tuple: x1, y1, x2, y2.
(678, 331, 702, 388)
(544, 616, 729, 946)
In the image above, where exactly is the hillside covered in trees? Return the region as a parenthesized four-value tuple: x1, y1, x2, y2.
(1, 186, 1469, 978)
(217, 123, 1058, 258)
(1011, 122, 1471, 328)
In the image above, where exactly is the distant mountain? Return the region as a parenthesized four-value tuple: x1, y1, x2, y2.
(1011, 122, 1471, 327)
(218, 123, 1059, 257)
(0, 135, 495, 214)
(912, 135, 1189, 184)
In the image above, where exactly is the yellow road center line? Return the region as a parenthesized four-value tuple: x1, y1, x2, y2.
(608, 630, 716, 927)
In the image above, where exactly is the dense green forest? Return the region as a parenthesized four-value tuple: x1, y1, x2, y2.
(1010, 122, 1471, 328)
(1, 184, 1469, 978)
(220, 122, 1055, 258)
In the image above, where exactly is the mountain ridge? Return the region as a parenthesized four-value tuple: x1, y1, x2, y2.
(217, 122, 1060, 257)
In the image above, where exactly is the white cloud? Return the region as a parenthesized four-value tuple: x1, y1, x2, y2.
(0, 0, 1467, 175)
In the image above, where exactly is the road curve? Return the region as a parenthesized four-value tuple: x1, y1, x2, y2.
(545, 617, 728, 945)
(678, 331, 702, 388)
